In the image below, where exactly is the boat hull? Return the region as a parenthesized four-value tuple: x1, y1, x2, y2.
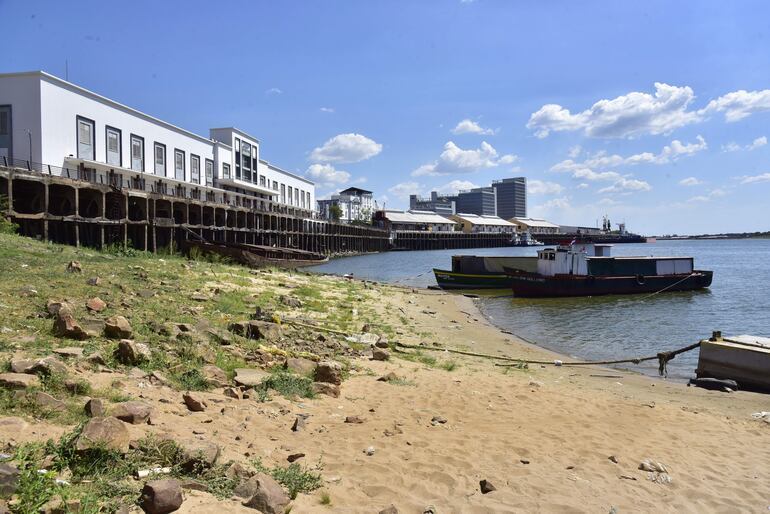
(507, 270, 713, 298)
(433, 268, 512, 289)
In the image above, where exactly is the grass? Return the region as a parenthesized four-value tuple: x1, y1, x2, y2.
(439, 360, 459, 372)
(320, 491, 332, 506)
(259, 371, 315, 400)
(252, 458, 323, 500)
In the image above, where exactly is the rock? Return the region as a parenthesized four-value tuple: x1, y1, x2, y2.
(431, 415, 447, 425)
(0, 463, 20, 496)
(291, 414, 308, 432)
(178, 440, 220, 470)
(29, 356, 68, 376)
(138, 289, 156, 299)
(116, 339, 151, 365)
(520, 459, 530, 465)
(233, 368, 269, 388)
(240, 473, 290, 514)
(33, 391, 66, 411)
(105, 316, 133, 339)
(53, 306, 90, 340)
(46, 300, 73, 317)
(139, 479, 183, 514)
(688, 377, 739, 392)
(374, 340, 390, 349)
(479, 479, 496, 494)
(200, 365, 228, 387)
(225, 463, 254, 481)
(379, 506, 399, 514)
(183, 392, 207, 412)
(86, 277, 101, 286)
(286, 453, 305, 463)
(285, 357, 316, 376)
(377, 372, 400, 382)
(66, 261, 82, 273)
(528, 380, 543, 389)
(53, 347, 84, 359)
(178, 479, 208, 492)
(609, 455, 619, 464)
(345, 416, 365, 424)
(85, 398, 106, 417)
(0, 373, 40, 389)
(311, 382, 340, 398)
(190, 293, 208, 302)
(86, 297, 107, 312)
(359, 333, 379, 345)
(223, 387, 242, 399)
(75, 417, 130, 452)
(85, 352, 106, 366)
(364, 446, 375, 456)
(228, 320, 282, 341)
(19, 285, 38, 297)
(372, 348, 390, 361)
(314, 361, 342, 385)
(112, 401, 153, 424)
(279, 295, 302, 308)
(638, 459, 668, 473)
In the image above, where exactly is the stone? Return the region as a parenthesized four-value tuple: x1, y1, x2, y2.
(372, 348, 390, 361)
(183, 392, 207, 412)
(105, 316, 133, 339)
(138, 289, 156, 299)
(178, 479, 208, 492)
(314, 361, 342, 385)
(190, 293, 208, 302)
(228, 320, 282, 341)
(86, 297, 107, 312)
(75, 417, 131, 453)
(178, 440, 220, 470)
(291, 414, 308, 432)
(139, 479, 183, 514)
(364, 446, 376, 456)
(29, 356, 68, 376)
(0, 373, 40, 389)
(66, 261, 82, 273)
(379, 506, 399, 514)
(46, 300, 73, 317)
(116, 339, 151, 365)
(19, 285, 38, 297)
(53, 306, 90, 340)
(311, 382, 340, 398)
(279, 295, 302, 308)
(638, 459, 668, 473)
(53, 347, 84, 359)
(431, 415, 447, 425)
(479, 479, 496, 494)
(286, 453, 305, 463)
(225, 462, 254, 481)
(223, 387, 242, 399)
(85, 352, 106, 366)
(359, 333, 379, 345)
(201, 365, 228, 387)
(240, 473, 290, 514)
(285, 357, 316, 376)
(85, 398, 106, 417)
(375, 340, 390, 349)
(345, 415, 365, 424)
(86, 277, 101, 286)
(608, 455, 619, 464)
(377, 372, 400, 382)
(233, 368, 269, 388)
(112, 401, 153, 424)
(33, 391, 66, 411)
(0, 463, 20, 496)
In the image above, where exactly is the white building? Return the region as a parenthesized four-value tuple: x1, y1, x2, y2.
(0, 71, 314, 211)
(373, 209, 456, 232)
(510, 217, 560, 235)
(317, 187, 374, 223)
(449, 213, 517, 234)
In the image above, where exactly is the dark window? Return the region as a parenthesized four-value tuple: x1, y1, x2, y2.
(0, 111, 9, 136)
(223, 163, 231, 179)
(234, 138, 241, 180)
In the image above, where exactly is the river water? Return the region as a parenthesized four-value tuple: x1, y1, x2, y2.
(309, 239, 770, 379)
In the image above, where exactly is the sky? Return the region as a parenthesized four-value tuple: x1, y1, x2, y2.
(2, 0, 770, 235)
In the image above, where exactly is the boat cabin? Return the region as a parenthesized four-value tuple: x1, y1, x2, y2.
(536, 244, 694, 277)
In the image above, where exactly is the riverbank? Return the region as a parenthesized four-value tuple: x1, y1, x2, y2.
(0, 233, 768, 513)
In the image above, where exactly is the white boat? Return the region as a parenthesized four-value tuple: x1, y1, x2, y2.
(697, 334, 770, 391)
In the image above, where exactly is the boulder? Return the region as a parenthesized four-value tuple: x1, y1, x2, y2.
(53, 347, 84, 359)
(285, 358, 316, 377)
(372, 348, 390, 361)
(66, 261, 82, 273)
(223, 387, 242, 399)
(104, 316, 133, 339)
(201, 365, 228, 387)
(377, 372, 400, 383)
(0, 463, 20, 496)
(345, 415, 365, 424)
(85, 352, 106, 366)
(53, 306, 90, 340)
(314, 361, 342, 385)
(228, 321, 282, 341)
(46, 300, 73, 317)
(479, 479, 496, 494)
(279, 295, 302, 308)
(75, 417, 130, 453)
(240, 473, 290, 514)
(139, 479, 183, 514)
(0, 373, 40, 390)
(311, 382, 340, 398)
(84, 398, 106, 417)
(233, 368, 269, 388)
(11, 356, 67, 376)
(112, 401, 153, 424)
(379, 506, 399, 514)
(183, 392, 207, 412)
(33, 391, 66, 411)
(116, 339, 151, 365)
(86, 277, 101, 286)
(225, 462, 254, 482)
(178, 440, 220, 471)
(86, 297, 107, 312)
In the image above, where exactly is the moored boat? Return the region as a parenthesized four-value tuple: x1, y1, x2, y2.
(433, 255, 537, 289)
(697, 333, 770, 391)
(184, 240, 328, 268)
(506, 244, 713, 297)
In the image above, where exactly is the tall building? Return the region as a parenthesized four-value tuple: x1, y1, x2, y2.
(317, 187, 374, 223)
(409, 191, 455, 215)
(492, 177, 526, 219)
(455, 187, 496, 216)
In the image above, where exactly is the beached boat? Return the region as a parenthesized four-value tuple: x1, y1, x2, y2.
(184, 240, 328, 268)
(697, 333, 770, 391)
(433, 255, 537, 289)
(506, 244, 713, 297)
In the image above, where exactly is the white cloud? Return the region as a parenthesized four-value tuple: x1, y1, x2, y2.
(598, 198, 621, 206)
(597, 178, 652, 194)
(527, 180, 564, 195)
(435, 180, 479, 195)
(319, 107, 335, 113)
(679, 177, 702, 186)
(309, 133, 382, 163)
(305, 164, 351, 187)
(265, 87, 283, 95)
(451, 119, 496, 136)
(411, 141, 517, 177)
(701, 90, 770, 122)
(388, 181, 423, 200)
(553, 163, 621, 182)
(568, 145, 582, 158)
(688, 189, 727, 202)
(527, 83, 702, 138)
(537, 196, 571, 210)
(722, 135, 767, 152)
(576, 183, 589, 189)
(739, 172, 770, 184)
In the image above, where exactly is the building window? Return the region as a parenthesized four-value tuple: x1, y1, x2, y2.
(190, 154, 200, 184)
(223, 163, 231, 179)
(154, 143, 166, 175)
(295, 188, 299, 207)
(242, 142, 251, 182)
(0, 109, 8, 136)
(272, 180, 278, 191)
(306, 192, 311, 209)
(205, 159, 214, 186)
(234, 138, 241, 180)
(288, 186, 293, 206)
(105, 126, 121, 166)
(300, 190, 305, 208)
(280, 184, 286, 203)
(260, 176, 266, 187)
(76, 116, 95, 160)
(174, 149, 185, 181)
(130, 135, 144, 171)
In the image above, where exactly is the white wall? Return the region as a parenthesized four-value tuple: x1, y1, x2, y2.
(0, 74, 42, 163)
(258, 160, 315, 210)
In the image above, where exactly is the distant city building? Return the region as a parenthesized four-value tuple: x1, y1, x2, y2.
(317, 187, 374, 223)
(558, 225, 603, 235)
(373, 209, 456, 232)
(450, 213, 517, 234)
(492, 177, 526, 218)
(409, 192, 455, 215)
(510, 217, 560, 235)
(455, 187, 497, 216)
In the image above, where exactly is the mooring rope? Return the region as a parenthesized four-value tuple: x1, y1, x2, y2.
(637, 272, 698, 301)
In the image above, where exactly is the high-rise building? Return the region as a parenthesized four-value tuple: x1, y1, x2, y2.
(409, 191, 455, 215)
(455, 187, 496, 216)
(492, 177, 526, 219)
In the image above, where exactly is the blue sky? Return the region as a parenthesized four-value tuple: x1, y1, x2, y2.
(2, 0, 770, 235)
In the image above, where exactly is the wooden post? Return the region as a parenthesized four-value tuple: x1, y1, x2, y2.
(43, 183, 49, 241)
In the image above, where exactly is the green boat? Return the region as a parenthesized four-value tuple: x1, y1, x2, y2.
(433, 255, 538, 290)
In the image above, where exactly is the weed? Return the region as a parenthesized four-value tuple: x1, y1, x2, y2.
(252, 458, 323, 500)
(260, 372, 315, 400)
(439, 360, 459, 372)
(171, 368, 211, 391)
(320, 491, 332, 505)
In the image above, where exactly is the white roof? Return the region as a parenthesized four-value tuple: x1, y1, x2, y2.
(382, 210, 454, 224)
(510, 217, 560, 228)
(452, 213, 516, 226)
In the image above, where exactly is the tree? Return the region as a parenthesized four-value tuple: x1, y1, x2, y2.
(329, 204, 343, 222)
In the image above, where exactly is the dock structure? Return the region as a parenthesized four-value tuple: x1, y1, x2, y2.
(1, 165, 390, 255)
(392, 230, 514, 250)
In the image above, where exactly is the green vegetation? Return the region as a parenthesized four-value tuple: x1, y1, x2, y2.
(0, 195, 17, 234)
(259, 371, 315, 400)
(252, 458, 323, 500)
(320, 491, 332, 505)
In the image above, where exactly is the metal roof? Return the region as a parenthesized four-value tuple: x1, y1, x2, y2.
(382, 210, 455, 224)
(510, 217, 560, 228)
(451, 213, 516, 226)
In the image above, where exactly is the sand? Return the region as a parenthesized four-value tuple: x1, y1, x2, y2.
(3, 281, 769, 513)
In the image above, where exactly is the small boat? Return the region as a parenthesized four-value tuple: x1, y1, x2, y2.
(697, 333, 770, 391)
(433, 255, 537, 289)
(184, 240, 328, 268)
(506, 244, 713, 297)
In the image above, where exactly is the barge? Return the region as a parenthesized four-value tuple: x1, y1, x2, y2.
(507, 244, 713, 297)
(697, 333, 770, 391)
(433, 255, 537, 289)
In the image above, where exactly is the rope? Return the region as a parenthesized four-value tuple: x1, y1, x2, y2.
(637, 273, 697, 301)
